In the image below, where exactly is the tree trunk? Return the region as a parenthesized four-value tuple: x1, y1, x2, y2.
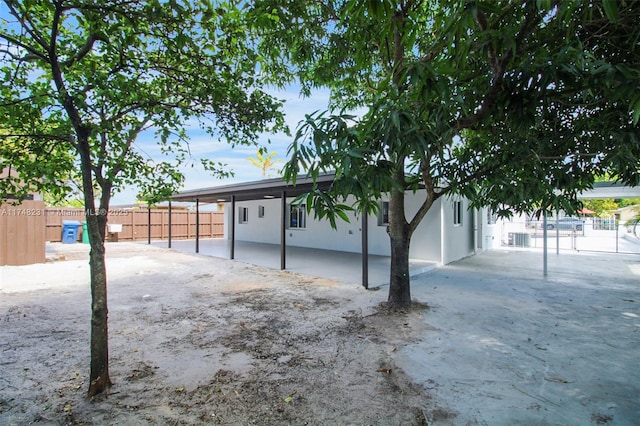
(387, 224, 412, 310)
(76, 135, 112, 397)
(87, 213, 111, 397)
(386, 178, 412, 310)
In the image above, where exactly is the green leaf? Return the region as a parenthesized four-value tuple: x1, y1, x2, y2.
(631, 96, 640, 126)
(602, 0, 619, 22)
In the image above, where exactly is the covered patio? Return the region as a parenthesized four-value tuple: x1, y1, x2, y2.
(169, 173, 406, 288)
(153, 238, 437, 288)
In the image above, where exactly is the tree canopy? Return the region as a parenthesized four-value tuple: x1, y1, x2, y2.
(249, 0, 640, 308)
(1, 0, 285, 205)
(0, 0, 285, 395)
(247, 148, 282, 177)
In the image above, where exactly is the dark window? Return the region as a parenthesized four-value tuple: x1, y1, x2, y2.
(378, 201, 390, 226)
(239, 207, 248, 224)
(453, 201, 462, 226)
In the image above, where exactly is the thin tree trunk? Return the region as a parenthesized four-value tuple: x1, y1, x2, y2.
(87, 214, 111, 396)
(76, 137, 112, 397)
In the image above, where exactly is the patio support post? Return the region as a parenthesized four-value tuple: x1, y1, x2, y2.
(230, 195, 235, 259)
(361, 211, 369, 289)
(168, 201, 172, 249)
(147, 205, 151, 245)
(281, 190, 286, 270)
(556, 210, 560, 255)
(195, 198, 200, 254)
(543, 210, 548, 277)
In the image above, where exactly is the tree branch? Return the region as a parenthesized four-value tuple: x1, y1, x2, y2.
(0, 33, 47, 62)
(0, 132, 73, 144)
(61, 33, 100, 68)
(408, 154, 439, 234)
(455, 1, 542, 131)
(4, 0, 51, 56)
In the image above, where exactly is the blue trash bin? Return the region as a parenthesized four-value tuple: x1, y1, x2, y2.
(61, 220, 81, 244)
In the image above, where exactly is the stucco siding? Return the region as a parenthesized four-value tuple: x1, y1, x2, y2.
(228, 197, 369, 254)
(225, 192, 461, 263)
(407, 195, 443, 263)
(441, 196, 476, 264)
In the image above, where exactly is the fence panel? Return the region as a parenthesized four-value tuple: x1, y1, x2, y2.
(1, 200, 46, 265)
(44, 208, 223, 242)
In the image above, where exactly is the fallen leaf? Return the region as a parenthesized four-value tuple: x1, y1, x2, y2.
(175, 387, 185, 393)
(284, 389, 297, 403)
(63, 404, 72, 412)
(545, 377, 570, 383)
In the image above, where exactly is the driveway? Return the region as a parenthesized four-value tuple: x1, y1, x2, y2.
(401, 249, 640, 425)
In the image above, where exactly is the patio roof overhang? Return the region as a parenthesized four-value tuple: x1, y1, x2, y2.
(167, 172, 373, 289)
(170, 173, 337, 203)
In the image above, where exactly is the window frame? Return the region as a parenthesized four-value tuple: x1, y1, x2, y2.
(289, 203, 306, 229)
(377, 201, 390, 226)
(487, 209, 497, 225)
(453, 200, 463, 226)
(238, 206, 249, 224)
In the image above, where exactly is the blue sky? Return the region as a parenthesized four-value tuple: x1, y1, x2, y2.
(113, 87, 332, 205)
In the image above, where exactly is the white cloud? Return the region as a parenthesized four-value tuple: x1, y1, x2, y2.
(112, 86, 333, 204)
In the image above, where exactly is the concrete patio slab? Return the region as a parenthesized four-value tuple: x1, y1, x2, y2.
(401, 248, 640, 425)
(152, 238, 437, 287)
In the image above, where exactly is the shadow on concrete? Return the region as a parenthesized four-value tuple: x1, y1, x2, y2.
(152, 238, 437, 287)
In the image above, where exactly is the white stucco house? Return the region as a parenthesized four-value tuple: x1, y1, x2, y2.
(172, 173, 500, 287)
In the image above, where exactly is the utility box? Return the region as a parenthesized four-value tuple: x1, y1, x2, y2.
(107, 223, 123, 233)
(508, 232, 530, 247)
(61, 220, 81, 244)
(107, 223, 122, 242)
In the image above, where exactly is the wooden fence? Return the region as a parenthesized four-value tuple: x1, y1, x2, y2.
(0, 200, 47, 266)
(45, 208, 224, 242)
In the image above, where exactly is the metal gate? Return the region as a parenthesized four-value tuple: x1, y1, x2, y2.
(499, 217, 640, 255)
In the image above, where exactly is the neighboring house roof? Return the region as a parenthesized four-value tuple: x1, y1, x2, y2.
(578, 182, 640, 199)
(614, 204, 640, 221)
(1, 167, 42, 200)
(171, 173, 337, 203)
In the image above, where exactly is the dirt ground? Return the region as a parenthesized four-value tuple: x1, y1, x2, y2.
(1, 242, 639, 425)
(1, 243, 442, 425)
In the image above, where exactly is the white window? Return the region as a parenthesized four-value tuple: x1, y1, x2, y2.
(238, 207, 248, 224)
(378, 201, 390, 226)
(453, 201, 462, 226)
(258, 205, 265, 218)
(487, 209, 497, 225)
(289, 204, 306, 229)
